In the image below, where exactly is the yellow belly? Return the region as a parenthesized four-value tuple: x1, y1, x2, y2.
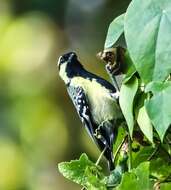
(71, 77, 121, 124)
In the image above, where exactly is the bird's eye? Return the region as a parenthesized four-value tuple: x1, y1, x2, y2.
(60, 57, 65, 63)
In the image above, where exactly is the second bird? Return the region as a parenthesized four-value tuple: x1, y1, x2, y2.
(57, 52, 123, 170)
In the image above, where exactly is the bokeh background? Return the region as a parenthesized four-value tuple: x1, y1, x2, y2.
(0, 0, 131, 189)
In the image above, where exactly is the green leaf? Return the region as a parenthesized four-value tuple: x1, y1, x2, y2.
(150, 158, 171, 180)
(137, 106, 153, 143)
(132, 147, 155, 168)
(145, 81, 171, 95)
(58, 154, 106, 189)
(122, 51, 136, 83)
(119, 76, 138, 137)
(84, 166, 107, 190)
(58, 153, 94, 186)
(113, 126, 126, 155)
(117, 162, 150, 190)
(145, 82, 171, 141)
(125, 0, 171, 83)
(105, 14, 125, 49)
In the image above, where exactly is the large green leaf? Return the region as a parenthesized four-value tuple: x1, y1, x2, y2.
(105, 14, 125, 49)
(145, 81, 171, 141)
(137, 106, 153, 143)
(125, 0, 171, 83)
(119, 76, 138, 137)
(116, 162, 150, 190)
(58, 154, 106, 189)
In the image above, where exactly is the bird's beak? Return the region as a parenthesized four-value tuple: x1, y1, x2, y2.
(57, 56, 64, 70)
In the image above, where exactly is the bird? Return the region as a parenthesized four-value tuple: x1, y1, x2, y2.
(57, 52, 123, 170)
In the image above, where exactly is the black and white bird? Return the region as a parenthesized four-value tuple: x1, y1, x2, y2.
(57, 52, 123, 170)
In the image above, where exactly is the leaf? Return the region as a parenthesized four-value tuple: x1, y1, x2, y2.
(113, 126, 126, 155)
(125, 0, 171, 83)
(145, 82, 171, 141)
(117, 162, 150, 190)
(145, 81, 171, 95)
(119, 76, 138, 137)
(84, 166, 107, 190)
(150, 158, 171, 180)
(122, 51, 136, 84)
(58, 153, 106, 189)
(137, 106, 153, 143)
(132, 147, 155, 168)
(105, 14, 125, 49)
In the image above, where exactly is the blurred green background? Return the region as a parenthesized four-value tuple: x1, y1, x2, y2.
(0, 0, 130, 189)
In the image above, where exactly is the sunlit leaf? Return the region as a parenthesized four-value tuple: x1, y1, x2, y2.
(125, 0, 171, 83)
(117, 162, 150, 190)
(105, 14, 125, 49)
(58, 154, 106, 189)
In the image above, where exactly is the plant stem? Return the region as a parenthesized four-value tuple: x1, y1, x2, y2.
(128, 134, 132, 171)
(95, 147, 107, 166)
(147, 146, 159, 161)
(114, 135, 127, 165)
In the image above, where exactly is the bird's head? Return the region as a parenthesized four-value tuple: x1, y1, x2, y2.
(57, 52, 83, 84)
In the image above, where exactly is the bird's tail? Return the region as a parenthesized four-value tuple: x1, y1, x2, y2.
(97, 121, 116, 171)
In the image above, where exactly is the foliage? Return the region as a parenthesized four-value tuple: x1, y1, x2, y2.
(58, 0, 171, 189)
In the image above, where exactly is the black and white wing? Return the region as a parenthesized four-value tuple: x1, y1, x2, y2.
(67, 85, 115, 170)
(67, 85, 95, 138)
